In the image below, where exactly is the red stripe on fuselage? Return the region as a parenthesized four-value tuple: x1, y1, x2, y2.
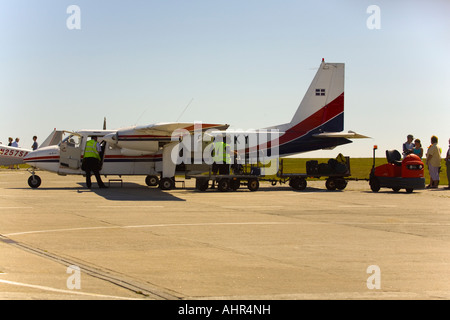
(279, 92, 344, 145)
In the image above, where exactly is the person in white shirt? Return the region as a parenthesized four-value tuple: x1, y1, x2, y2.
(11, 137, 19, 148)
(402, 134, 414, 158)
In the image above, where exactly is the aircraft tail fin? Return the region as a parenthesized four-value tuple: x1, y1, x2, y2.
(40, 129, 64, 148)
(287, 59, 345, 133)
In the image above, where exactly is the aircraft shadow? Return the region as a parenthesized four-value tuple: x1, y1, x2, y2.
(75, 182, 186, 201)
(10, 183, 185, 202)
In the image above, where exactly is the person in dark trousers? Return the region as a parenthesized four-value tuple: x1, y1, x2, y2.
(82, 136, 107, 189)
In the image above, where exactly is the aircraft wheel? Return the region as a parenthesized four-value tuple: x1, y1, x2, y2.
(28, 175, 42, 189)
(218, 178, 230, 192)
(247, 178, 259, 192)
(325, 178, 337, 191)
(159, 177, 174, 190)
(145, 175, 159, 187)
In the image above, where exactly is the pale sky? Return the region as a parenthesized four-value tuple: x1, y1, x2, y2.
(1, 0, 449, 157)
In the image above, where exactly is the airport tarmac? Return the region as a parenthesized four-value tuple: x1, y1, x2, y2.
(0, 169, 449, 300)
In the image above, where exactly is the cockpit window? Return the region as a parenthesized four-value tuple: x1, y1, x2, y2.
(60, 134, 82, 148)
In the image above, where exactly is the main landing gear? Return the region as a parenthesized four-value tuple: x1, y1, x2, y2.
(145, 175, 175, 190)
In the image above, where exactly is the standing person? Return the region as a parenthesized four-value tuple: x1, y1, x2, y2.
(10, 138, 20, 169)
(212, 136, 231, 175)
(31, 136, 39, 150)
(426, 135, 442, 188)
(445, 138, 450, 190)
(82, 136, 107, 189)
(413, 139, 423, 158)
(7, 137, 13, 169)
(11, 137, 19, 148)
(403, 134, 414, 158)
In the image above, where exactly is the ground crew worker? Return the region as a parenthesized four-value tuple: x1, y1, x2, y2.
(83, 136, 107, 189)
(210, 137, 232, 189)
(212, 137, 231, 175)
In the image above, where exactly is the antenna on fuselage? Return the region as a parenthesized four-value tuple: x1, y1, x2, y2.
(176, 98, 194, 122)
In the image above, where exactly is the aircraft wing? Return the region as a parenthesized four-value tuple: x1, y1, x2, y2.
(134, 122, 230, 136)
(0, 146, 32, 166)
(103, 122, 230, 153)
(312, 131, 370, 139)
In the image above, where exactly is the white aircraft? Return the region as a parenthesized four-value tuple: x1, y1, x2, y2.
(0, 59, 368, 189)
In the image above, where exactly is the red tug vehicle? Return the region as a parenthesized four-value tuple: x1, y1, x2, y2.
(369, 146, 425, 193)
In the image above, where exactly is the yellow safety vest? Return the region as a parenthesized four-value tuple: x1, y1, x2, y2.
(83, 140, 101, 160)
(213, 142, 231, 164)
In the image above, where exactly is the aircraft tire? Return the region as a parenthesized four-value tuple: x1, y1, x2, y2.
(159, 177, 174, 190)
(145, 175, 159, 187)
(28, 175, 42, 189)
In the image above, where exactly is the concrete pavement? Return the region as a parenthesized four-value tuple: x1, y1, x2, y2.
(0, 169, 449, 300)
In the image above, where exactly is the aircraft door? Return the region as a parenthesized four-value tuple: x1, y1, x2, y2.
(60, 134, 82, 169)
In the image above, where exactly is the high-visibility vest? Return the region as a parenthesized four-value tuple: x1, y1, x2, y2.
(83, 140, 101, 160)
(213, 142, 231, 164)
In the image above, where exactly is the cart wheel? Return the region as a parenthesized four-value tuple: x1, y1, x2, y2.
(159, 177, 175, 190)
(370, 177, 380, 192)
(290, 177, 307, 190)
(325, 178, 337, 191)
(28, 175, 41, 189)
(218, 178, 230, 192)
(196, 178, 209, 191)
(247, 178, 259, 191)
(230, 179, 240, 191)
(145, 175, 159, 187)
(405, 188, 413, 193)
(335, 178, 347, 190)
